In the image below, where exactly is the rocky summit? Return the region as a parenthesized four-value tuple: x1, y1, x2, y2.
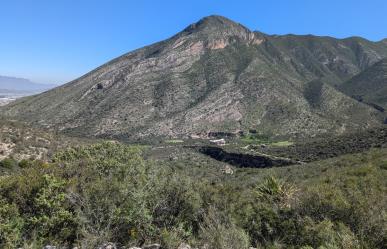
(2, 15, 387, 140)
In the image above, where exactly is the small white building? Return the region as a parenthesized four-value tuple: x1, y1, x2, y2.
(209, 138, 226, 146)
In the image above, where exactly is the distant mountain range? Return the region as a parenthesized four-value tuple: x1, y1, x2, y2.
(0, 76, 56, 93)
(2, 15, 387, 140)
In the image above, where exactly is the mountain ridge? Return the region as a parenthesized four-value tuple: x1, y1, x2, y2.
(2, 15, 387, 140)
(0, 75, 56, 92)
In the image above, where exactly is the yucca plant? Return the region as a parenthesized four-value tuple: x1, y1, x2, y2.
(255, 176, 298, 209)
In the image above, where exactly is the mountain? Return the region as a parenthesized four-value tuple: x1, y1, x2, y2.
(2, 15, 387, 140)
(0, 76, 55, 93)
(339, 58, 387, 111)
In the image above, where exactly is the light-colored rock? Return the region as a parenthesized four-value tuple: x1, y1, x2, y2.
(209, 138, 226, 146)
(222, 165, 234, 174)
(143, 244, 161, 249)
(98, 242, 117, 249)
(0, 142, 15, 160)
(178, 243, 191, 249)
(43, 246, 56, 249)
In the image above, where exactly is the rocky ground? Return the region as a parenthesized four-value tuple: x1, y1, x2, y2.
(0, 119, 92, 161)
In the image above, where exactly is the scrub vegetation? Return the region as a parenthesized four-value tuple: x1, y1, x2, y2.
(1, 141, 386, 248)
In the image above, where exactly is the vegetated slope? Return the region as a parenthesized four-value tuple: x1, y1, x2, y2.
(246, 126, 387, 162)
(0, 118, 91, 161)
(2, 16, 387, 140)
(339, 58, 387, 111)
(1, 141, 386, 248)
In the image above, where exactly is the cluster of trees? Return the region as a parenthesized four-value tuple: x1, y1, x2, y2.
(0, 142, 386, 248)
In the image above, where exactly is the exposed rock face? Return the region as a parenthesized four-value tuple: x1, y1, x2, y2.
(2, 15, 387, 140)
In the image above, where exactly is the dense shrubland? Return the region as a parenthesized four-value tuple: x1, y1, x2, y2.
(0, 142, 386, 248)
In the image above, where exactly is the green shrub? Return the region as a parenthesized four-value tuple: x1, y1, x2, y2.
(28, 174, 77, 245)
(255, 176, 297, 209)
(161, 224, 192, 249)
(0, 158, 17, 169)
(302, 218, 360, 249)
(376, 160, 387, 170)
(18, 159, 33, 168)
(55, 142, 157, 246)
(199, 208, 250, 249)
(0, 198, 24, 248)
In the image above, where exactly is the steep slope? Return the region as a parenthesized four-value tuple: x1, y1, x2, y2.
(1, 16, 386, 140)
(339, 58, 387, 111)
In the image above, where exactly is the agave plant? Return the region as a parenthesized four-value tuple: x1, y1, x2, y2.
(255, 176, 298, 209)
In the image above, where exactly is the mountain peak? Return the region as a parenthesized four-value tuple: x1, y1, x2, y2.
(198, 15, 242, 27)
(183, 15, 250, 34)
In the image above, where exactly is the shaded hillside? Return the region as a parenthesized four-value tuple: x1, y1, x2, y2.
(339, 58, 387, 110)
(2, 16, 387, 140)
(247, 126, 387, 162)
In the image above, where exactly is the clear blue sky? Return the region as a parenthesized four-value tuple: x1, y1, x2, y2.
(1, 0, 387, 84)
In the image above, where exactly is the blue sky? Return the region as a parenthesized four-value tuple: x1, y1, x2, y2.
(1, 0, 387, 84)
